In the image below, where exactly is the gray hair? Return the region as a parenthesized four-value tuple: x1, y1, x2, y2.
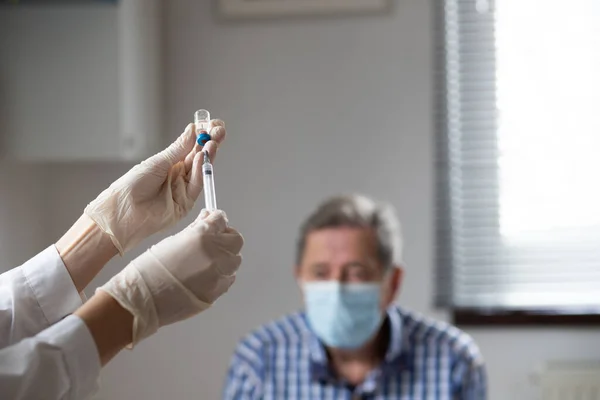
(295, 194, 403, 269)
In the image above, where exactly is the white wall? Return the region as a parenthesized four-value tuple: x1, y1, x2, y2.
(1, 1, 599, 399)
(0, 164, 46, 270)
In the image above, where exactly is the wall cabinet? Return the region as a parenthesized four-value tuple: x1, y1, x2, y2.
(0, 0, 162, 162)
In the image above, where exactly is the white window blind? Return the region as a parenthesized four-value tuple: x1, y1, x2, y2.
(435, 0, 600, 310)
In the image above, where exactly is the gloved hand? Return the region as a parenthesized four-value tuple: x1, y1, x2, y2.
(98, 209, 243, 347)
(84, 121, 226, 254)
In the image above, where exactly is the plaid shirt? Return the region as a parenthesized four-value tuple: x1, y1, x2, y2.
(223, 305, 486, 399)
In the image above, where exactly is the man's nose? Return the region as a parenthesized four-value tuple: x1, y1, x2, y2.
(330, 269, 348, 283)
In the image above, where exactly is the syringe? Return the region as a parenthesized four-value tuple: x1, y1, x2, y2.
(194, 109, 218, 211)
(202, 150, 217, 211)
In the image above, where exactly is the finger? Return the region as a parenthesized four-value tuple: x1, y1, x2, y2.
(202, 209, 229, 233)
(189, 208, 210, 229)
(211, 274, 236, 298)
(186, 151, 204, 201)
(184, 146, 200, 172)
(199, 208, 210, 219)
(217, 228, 245, 255)
(203, 141, 218, 164)
(185, 145, 214, 179)
(146, 124, 196, 171)
(192, 125, 223, 158)
(209, 125, 226, 145)
(215, 254, 241, 277)
(198, 119, 225, 143)
(210, 119, 225, 130)
(185, 122, 203, 171)
(188, 122, 224, 166)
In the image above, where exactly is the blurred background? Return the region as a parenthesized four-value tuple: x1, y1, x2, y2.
(1, 0, 599, 399)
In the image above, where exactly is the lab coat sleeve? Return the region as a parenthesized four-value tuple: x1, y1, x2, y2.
(0, 314, 101, 400)
(0, 246, 84, 349)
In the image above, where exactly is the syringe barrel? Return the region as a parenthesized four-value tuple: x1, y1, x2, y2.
(203, 163, 217, 211)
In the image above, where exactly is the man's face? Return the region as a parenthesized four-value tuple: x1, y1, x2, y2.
(296, 227, 402, 309)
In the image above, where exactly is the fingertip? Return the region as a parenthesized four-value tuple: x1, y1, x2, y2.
(236, 230, 245, 249)
(199, 208, 210, 220)
(224, 229, 244, 254)
(210, 126, 226, 144)
(232, 255, 242, 274)
(178, 123, 197, 149)
(203, 141, 218, 161)
(151, 123, 197, 169)
(212, 209, 229, 222)
(210, 119, 225, 129)
(182, 123, 196, 142)
(206, 209, 229, 231)
(193, 150, 203, 163)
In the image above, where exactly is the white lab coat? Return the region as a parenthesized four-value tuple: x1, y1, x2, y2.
(0, 246, 100, 400)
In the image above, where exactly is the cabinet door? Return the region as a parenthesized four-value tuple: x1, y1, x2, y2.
(0, 1, 162, 162)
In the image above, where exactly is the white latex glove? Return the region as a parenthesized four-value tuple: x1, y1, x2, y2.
(98, 209, 243, 347)
(84, 121, 226, 254)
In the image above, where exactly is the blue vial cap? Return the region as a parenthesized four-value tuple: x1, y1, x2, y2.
(197, 133, 211, 146)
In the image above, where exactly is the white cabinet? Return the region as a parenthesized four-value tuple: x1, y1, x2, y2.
(0, 0, 162, 162)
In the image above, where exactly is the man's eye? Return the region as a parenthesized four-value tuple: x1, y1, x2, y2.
(313, 270, 328, 278)
(348, 268, 370, 280)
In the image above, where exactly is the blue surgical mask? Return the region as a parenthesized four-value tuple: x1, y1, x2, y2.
(302, 281, 383, 349)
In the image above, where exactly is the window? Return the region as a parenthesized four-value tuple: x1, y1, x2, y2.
(435, 0, 600, 325)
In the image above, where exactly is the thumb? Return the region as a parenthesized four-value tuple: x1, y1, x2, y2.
(145, 124, 197, 172)
(192, 209, 228, 233)
(198, 208, 210, 220)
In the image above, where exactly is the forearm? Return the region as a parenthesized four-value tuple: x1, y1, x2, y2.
(74, 291, 133, 366)
(55, 214, 119, 292)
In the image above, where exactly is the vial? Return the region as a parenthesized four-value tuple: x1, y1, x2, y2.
(194, 109, 211, 146)
(194, 109, 210, 133)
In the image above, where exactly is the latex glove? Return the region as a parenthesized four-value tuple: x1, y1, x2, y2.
(84, 121, 226, 254)
(98, 209, 243, 347)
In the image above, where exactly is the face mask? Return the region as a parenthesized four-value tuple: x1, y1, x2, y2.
(302, 281, 383, 349)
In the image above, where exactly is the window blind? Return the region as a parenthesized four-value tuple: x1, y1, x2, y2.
(434, 0, 600, 310)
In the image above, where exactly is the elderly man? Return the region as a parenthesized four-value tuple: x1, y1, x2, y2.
(223, 194, 486, 399)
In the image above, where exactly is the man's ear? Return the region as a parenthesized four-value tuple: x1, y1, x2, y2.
(382, 266, 404, 307)
(295, 265, 306, 301)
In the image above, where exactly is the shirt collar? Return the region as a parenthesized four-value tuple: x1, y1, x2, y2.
(303, 305, 413, 383)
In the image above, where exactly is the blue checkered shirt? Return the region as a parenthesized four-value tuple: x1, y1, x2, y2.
(223, 305, 486, 399)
